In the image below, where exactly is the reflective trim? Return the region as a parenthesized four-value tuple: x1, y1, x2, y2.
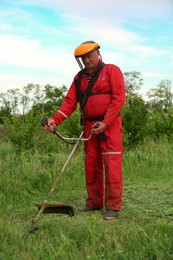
(102, 151, 121, 155)
(58, 110, 68, 118)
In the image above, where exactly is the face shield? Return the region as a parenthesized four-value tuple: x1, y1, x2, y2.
(74, 42, 100, 70)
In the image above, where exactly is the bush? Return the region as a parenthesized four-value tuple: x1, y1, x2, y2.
(3, 111, 41, 152)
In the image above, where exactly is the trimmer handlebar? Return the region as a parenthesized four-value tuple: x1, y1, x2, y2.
(41, 117, 100, 144)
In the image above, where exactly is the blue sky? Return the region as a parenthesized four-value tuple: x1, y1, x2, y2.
(0, 0, 173, 98)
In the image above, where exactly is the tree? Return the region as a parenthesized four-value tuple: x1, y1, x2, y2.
(7, 88, 20, 114)
(122, 71, 148, 147)
(0, 92, 12, 123)
(147, 80, 173, 113)
(20, 84, 35, 115)
(43, 84, 67, 114)
(122, 94, 148, 147)
(0, 92, 10, 110)
(146, 80, 173, 139)
(124, 71, 143, 97)
(32, 84, 45, 109)
(0, 107, 11, 124)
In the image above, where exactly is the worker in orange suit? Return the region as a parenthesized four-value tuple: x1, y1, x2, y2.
(47, 41, 126, 220)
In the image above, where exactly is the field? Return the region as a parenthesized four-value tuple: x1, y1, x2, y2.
(0, 137, 173, 259)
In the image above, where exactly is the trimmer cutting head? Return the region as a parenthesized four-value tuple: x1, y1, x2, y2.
(35, 202, 75, 216)
(28, 202, 74, 233)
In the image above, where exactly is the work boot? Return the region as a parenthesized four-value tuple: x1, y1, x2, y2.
(78, 206, 102, 213)
(103, 209, 119, 220)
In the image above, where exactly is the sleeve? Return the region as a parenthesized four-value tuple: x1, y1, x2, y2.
(51, 78, 78, 125)
(102, 65, 126, 127)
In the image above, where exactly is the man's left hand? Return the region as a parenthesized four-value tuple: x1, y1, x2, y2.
(91, 122, 107, 135)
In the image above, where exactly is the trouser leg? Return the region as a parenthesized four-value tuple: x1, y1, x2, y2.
(102, 153, 123, 210)
(84, 127, 104, 208)
(101, 116, 123, 210)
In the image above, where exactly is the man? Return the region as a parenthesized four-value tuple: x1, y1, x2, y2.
(47, 41, 126, 220)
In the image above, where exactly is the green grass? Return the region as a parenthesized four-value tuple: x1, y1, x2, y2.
(0, 139, 173, 259)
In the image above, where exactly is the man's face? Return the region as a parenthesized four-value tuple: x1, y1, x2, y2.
(81, 50, 100, 73)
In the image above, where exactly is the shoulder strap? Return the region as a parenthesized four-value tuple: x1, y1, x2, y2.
(75, 63, 105, 109)
(75, 69, 85, 105)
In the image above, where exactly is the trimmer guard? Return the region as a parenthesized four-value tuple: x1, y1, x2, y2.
(35, 202, 74, 216)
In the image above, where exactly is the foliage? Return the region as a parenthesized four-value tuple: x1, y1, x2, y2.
(147, 80, 173, 112)
(0, 73, 173, 150)
(58, 106, 82, 137)
(124, 71, 143, 96)
(0, 106, 11, 124)
(122, 72, 148, 147)
(0, 84, 70, 152)
(122, 94, 149, 147)
(146, 107, 173, 139)
(145, 80, 173, 140)
(3, 111, 43, 152)
(42, 84, 67, 114)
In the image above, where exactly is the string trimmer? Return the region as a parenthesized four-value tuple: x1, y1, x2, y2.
(28, 118, 96, 233)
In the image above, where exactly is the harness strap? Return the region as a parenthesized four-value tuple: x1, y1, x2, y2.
(84, 111, 121, 122)
(84, 115, 105, 122)
(75, 63, 106, 109)
(75, 63, 121, 127)
(87, 91, 112, 97)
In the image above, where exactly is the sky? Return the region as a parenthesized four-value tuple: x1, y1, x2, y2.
(0, 0, 173, 98)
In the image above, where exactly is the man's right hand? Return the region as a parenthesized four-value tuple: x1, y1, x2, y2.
(46, 118, 56, 132)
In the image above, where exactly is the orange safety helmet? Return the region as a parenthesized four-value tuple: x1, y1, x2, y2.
(74, 41, 100, 69)
(74, 41, 100, 57)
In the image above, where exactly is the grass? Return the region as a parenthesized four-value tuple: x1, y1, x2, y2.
(0, 139, 173, 259)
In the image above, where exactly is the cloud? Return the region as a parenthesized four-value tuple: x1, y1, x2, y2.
(74, 25, 141, 48)
(0, 0, 173, 95)
(4, 0, 173, 23)
(0, 34, 78, 73)
(0, 24, 12, 31)
(27, 0, 173, 20)
(0, 73, 72, 93)
(143, 72, 173, 78)
(130, 46, 168, 58)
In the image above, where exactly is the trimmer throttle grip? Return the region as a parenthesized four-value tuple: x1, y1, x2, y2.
(41, 117, 56, 133)
(93, 123, 106, 140)
(41, 117, 50, 131)
(93, 123, 100, 129)
(41, 117, 48, 127)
